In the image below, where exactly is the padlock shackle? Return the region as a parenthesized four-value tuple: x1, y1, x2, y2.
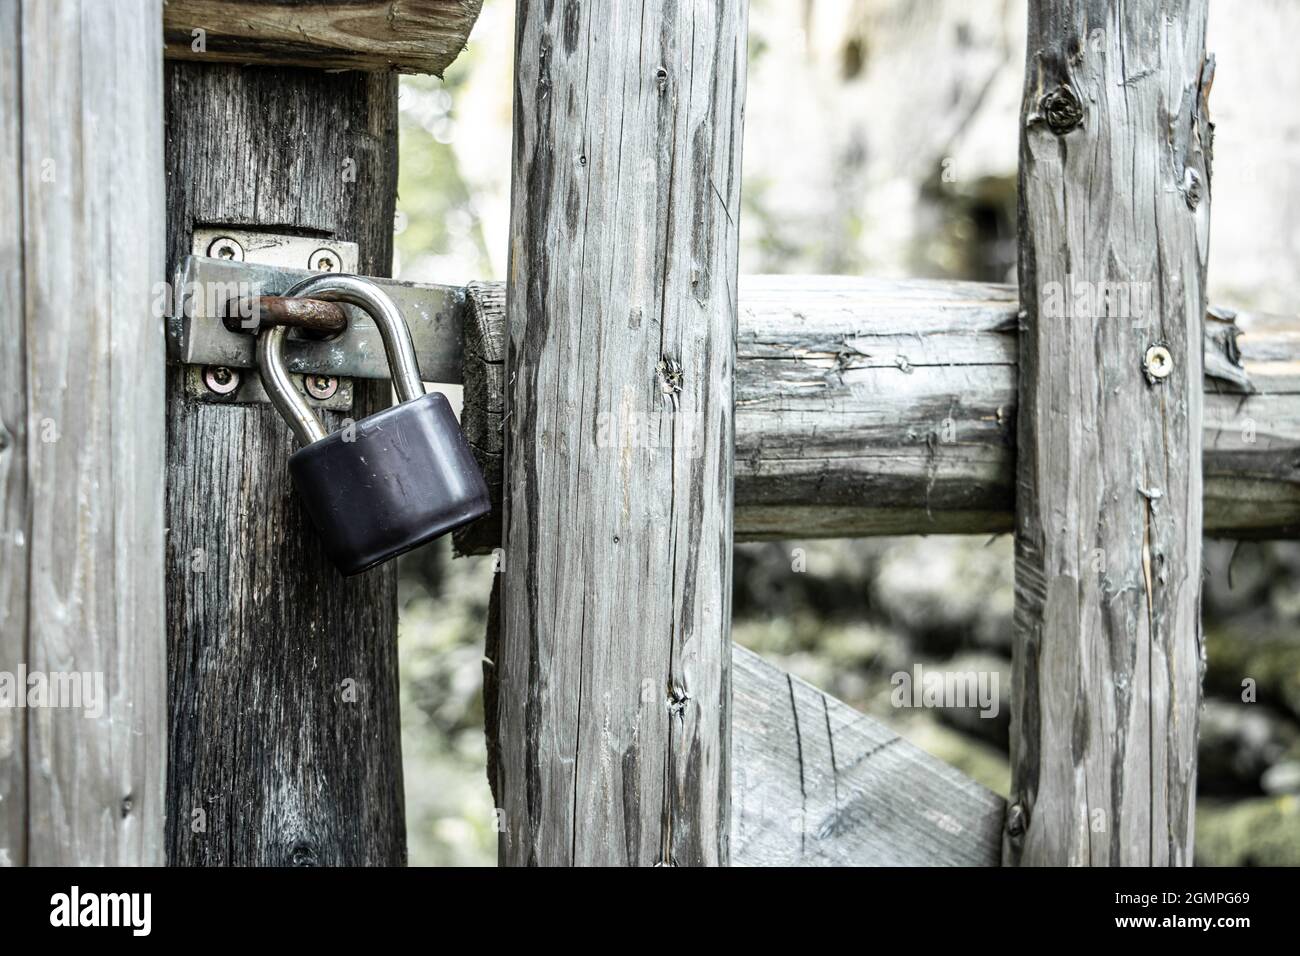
(257, 274, 427, 446)
(259, 325, 329, 444)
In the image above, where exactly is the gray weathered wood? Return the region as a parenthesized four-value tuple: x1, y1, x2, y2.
(0, 0, 26, 868)
(492, 0, 747, 866)
(1, 0, 167, 866)
(1008, 0, 1212, 866)
(456, 276, 1300, 554)
(163, 0, 483, 76)
(731, 645, 1004, 866)
(164, 64, 405, 865)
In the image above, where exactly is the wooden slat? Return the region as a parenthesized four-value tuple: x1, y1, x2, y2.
(0, 0, 27, 868)
(164, 64, 405, 865)
(162, 0, 483, 75)
(491, 0, 747, 866)
(731, 646, 1004, 866)
(13, 0, 167, 865)
(1008, 0, 1212, 866)
(456, 277, 1300, 554)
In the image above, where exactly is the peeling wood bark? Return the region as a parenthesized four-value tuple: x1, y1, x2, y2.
(162, 0, 483, 76)
(731, 645, 1005, 867)
(1, 0, 167, 865)
(492, 0, 747, 866)
(1008, 0, 1212, 866)
(456, 276, 1298, 554)
(164, 64, 404, 865)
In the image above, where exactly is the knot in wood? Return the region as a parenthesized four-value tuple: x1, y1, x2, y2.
(1041, 85, 1084, 135)
(668, 686, 691, 718)
(657, 356, 684, 398)
(289, 843, 319, 867)
(1182, 167, 1202, 209)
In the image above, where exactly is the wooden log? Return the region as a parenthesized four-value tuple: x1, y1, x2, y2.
(162, 0, 483, 76)
(492, 0, 747, 866)
(1008, 0, 1212, 866)
(0, 0, 167, 865)
(164, 64, 404, 865)
(731, 645, 1004, 866)
(455, 276, 1300, 554)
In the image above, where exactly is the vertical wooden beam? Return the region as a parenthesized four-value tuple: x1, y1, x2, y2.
(0, 0, 28, 867)
(163, 65, 404, 865)
(1009, 0, 1212, 865)
(493, 0, 747, 865)
(2, 0, 167, 865)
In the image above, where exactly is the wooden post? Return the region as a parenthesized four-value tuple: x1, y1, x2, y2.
(163, 64, 404, 865)
(1008, 0, 1213, 865)
(491, 0, 748, 865)
(0, 0, 167, 865)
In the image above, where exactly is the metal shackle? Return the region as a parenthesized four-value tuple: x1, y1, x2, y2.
(257, 274, 425, 445)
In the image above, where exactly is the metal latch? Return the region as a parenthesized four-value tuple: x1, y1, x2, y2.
(169, 228, 469, 408)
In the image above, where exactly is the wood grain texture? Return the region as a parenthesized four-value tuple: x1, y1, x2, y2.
(0, 0, 27, 868)
(456, 277, 1300, 554)
(1008, 0, 1212, 866)
(162, 0, 483, 76)
(731, 645, 1004, 866)
(164, 63, 405, 865)
(4, 0, 167, 866)
(492, 0, 747, 866)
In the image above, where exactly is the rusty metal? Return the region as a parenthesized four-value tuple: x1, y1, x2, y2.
(223, 295, 349, 336)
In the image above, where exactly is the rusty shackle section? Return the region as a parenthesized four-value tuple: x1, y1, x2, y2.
(223, 295, 349, 336)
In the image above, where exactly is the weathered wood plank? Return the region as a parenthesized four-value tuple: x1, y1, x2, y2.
(455, 277, 1300, 554)
(162, 0, 483, 76)
(9, 0, 167, 865)
(0, 0, 27, 868)
(492, 0, 747, 866)
(731, 645, 1004, 866)
(1008, 0, 1212, 866)
(164, 64, 404, 865)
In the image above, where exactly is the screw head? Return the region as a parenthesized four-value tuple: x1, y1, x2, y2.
(203, 366, 240, 395)
(309, 248, 342, 272)
(304, 374, 339, 400)
(206, 236, 245, 262)
(1144, 345, 1174, 381)
(1006, 802, 1027, 838)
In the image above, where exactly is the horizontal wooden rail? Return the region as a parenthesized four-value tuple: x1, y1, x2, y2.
(456, 276, 1300, 553)
(162, 0, 482, 75)
(732, 645, 1004, 866)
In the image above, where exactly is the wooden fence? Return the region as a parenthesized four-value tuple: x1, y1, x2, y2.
(0, 0, 1286, 866)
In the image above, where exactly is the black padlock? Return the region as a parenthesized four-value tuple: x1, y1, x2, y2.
(257, 274, 490, 575)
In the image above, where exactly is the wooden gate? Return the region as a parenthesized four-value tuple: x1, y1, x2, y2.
(1, 0, 1289, 867)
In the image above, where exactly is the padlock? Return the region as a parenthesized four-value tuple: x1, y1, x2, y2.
(257, 274, 490, 575)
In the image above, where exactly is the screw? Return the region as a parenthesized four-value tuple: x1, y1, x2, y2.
(1006, 802, 1027, 838)
(309, 248, 342, 272)
(206, 236, 245, 262)
(304, 374, 339, 400)
(1144, 345, 1173, 381)
(203, 366, 240, 395)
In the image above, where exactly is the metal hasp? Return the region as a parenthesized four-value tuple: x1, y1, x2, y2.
(257, 274, 490, 575)
(169, 249, 469, 389)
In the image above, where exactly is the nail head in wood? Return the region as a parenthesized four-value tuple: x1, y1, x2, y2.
(1145, 344, 1174, 381)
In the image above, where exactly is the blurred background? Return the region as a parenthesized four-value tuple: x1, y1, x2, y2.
(393, 0, 1300, 865)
